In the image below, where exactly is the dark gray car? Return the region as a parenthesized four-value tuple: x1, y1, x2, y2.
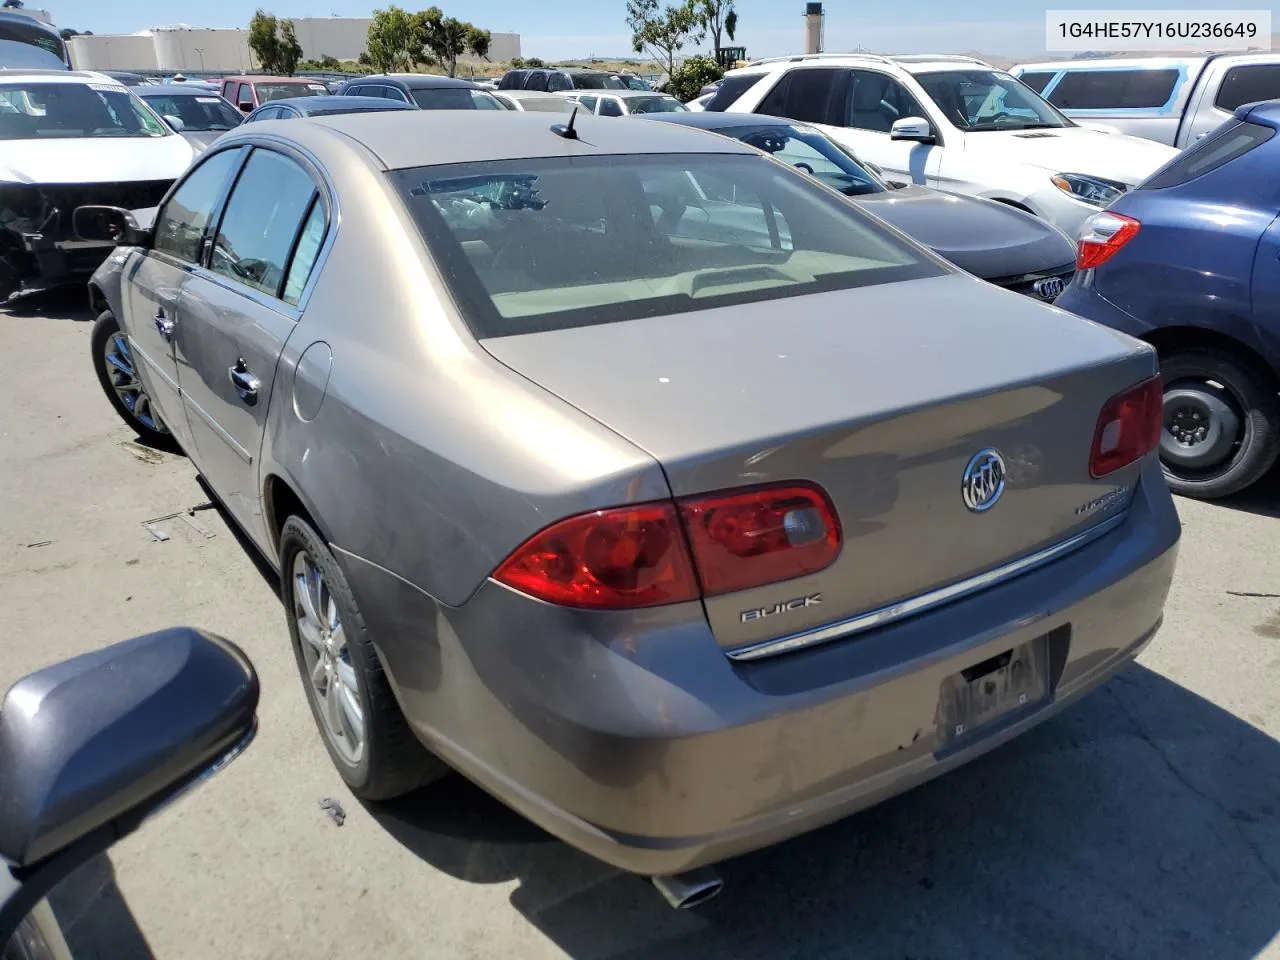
(138, 84, 243, 153)
(82, 111, 1179, 903)
(640, 111, 1077, 299)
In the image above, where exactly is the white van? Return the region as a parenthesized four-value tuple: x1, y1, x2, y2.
(1010, 54, 1280, 148)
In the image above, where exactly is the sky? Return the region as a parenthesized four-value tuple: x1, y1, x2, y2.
(46, 0, 1280, 62)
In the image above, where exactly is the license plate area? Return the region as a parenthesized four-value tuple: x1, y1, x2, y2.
(936, 632, 1054, 749)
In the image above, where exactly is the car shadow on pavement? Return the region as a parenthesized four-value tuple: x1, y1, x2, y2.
(50, 853, 155, 960)
(0, 288, 95, 322)
(1214, 466, 1280, 519)
(372, 665, 1280, 960)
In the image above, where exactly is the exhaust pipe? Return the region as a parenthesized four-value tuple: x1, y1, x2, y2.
(651, 867, 724, 909)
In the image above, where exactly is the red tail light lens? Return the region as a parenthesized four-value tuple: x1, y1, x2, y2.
(678, 484, 842, 596)
(493, 502, 699, 609)
(1090, 376, 1163, 477)
(1077, 211, 1141, 270)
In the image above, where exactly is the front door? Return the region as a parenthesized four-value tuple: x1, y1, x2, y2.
(821, 69, 944, 188)
(1183, 57, 1280, 145)
(122, 147, 245, 451)
(175, 146, 328, 542)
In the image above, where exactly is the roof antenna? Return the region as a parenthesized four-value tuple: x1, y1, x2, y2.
(551, 106, 580, 140)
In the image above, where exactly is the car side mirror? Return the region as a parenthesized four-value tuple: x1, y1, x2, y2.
(162, 114, 185, 132)
(72, 206, 153, 247)
(0, 628, 259, 945)
(239, 101, 253, 113)
(890, 116, 935, 143)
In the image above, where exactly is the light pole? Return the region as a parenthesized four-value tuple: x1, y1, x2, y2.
(194, 47, 205, 71)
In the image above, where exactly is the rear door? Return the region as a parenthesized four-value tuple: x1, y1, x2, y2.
(176, 146, 329, 538)
(1184, 57, 1280, 144)
(122, 146, 245, 452)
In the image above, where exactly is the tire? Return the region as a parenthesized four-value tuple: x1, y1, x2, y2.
(90, 309, 176, 449)
(279, 515, 447, 801)
(1158, 347, 1280, 499)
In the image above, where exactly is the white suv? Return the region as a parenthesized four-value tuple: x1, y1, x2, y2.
(712, 54, 1180, 237)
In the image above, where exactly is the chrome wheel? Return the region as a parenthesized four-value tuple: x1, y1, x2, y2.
(293, 551, 365, 765)
(103, 332, 168, 434)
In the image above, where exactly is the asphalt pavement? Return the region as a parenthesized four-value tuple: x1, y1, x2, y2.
(1, 290, 1277, 960)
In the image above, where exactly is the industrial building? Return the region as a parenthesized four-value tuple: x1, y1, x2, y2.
(66, 18, 520, 73)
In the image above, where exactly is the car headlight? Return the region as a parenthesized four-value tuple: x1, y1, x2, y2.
(1050, 173, 1127, 207)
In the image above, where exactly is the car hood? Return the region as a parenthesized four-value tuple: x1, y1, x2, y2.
(0, 135, 195, 184)
(856, 185, 1075, 279)
(961, 126, 1178, 185)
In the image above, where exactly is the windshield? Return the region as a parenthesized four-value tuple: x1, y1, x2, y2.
(916, 70, 1071, 131)
(628, 95, 689, 114)
(619, 75, 650, 90)
(569, 74, 626, 90)
(0, 18, 67, 68)
(0, 82, 169, 140)
(257, 82, 324, 103)
(720, 124, 886, 197)
(412, 88, 504, 110)
(141, 92, 242, 131)
(392, 154, 938, 337)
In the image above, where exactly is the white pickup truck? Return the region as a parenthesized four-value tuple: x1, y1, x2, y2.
(1010, 54, 1280, 148)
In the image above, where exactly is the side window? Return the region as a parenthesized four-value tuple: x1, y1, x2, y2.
(210, 150, 318, 300)
(153, 148, 243, 264)
(384, 86, 411, 102)
(1215, 63, 1280, 112)
(221, 80, 235, 99)
(250, 106, 279, 121)
(1017, 71, 1055, 94)
(236, 83, 252, 107)
(346, 84, 369, 97)
(525, 71, 548, 92)
(758, 68, 848, 125)
(576, 95, 598, 112)
(1142, 118, 1275, 189)
(880, 77, 929, 123)
(599, 97, 623, 117)
(705, 72, 766, 112)
(281, 198, 328, 305)
(1048, 69, 1179, 109)
(846, 70, 901, 131)
(547, 72, 570, 92)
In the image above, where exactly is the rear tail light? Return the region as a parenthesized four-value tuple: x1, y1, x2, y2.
(679, 484, 841, 596)
(493, 483, 842, 608)
(1090, 376, 1163, 477)
(1077, 211, 1141, 270)
(493, 502, 699, 609)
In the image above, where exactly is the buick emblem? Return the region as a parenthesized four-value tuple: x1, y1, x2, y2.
(962, 448, 1006, 512)
(1032, 277, 1065, 300)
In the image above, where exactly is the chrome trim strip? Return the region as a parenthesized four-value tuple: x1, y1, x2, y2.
(127, 336, 178, 393)
(726, 510, 1130, 662)
(184, 394, 253, 464)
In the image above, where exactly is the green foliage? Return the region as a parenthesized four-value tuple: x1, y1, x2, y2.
(524, 56, 546, 67)
(410, 7, 492, 77)
(626, 0, 703, 80)
(365, 6, 417, 73)
(696, 0, 736, 61)
(247, 10, 302, 75)
(667, 53, 721, 101)
(509, 56, 525, 68)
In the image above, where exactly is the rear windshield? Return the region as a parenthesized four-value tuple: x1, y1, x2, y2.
(411, 87, 504, 110)
(1141, 118, 1275, 189)
(392, 154, 940, 338)
(568, 73, 626, 90)
(257, 82, 323, 103)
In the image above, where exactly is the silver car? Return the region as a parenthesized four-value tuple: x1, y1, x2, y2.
(83, 112, 1180, 901)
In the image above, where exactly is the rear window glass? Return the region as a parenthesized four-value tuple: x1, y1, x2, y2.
(1141, 119, 1275, 189)
(704, 73, 766, 112)
(1017, 71, 1055, 94)
(568, 73, 626, 90)
(257, 82, 320, 103)
(411, 88, 504, 110)
(392, 154, 940, 338)
(1215, 63, 1280, 111)
(1046, 69, 1180, 109)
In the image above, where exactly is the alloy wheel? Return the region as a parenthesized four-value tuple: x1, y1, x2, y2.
(103, 332, 168, 434)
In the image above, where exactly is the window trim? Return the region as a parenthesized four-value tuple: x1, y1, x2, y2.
(148, 144, 249, 271)
(177, 139, 339, 318)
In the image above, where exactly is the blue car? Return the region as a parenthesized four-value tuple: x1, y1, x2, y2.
(1059, 100, 1280, 499)
(242, 95, 414, 122)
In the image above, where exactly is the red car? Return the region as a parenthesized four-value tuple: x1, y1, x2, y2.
(218, 75, 328, 112)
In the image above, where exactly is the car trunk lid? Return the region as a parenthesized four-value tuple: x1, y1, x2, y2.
(482, 273, 1156, 653)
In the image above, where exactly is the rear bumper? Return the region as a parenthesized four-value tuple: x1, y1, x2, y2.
(344, 458, 1180, 875)
(1056, 273, 1148, 337)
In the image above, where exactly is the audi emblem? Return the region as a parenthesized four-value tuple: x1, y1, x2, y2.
(1032, 277, 1065, 300)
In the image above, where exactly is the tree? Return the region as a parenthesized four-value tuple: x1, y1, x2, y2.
(317, 54, 341, 70)
(413, 8, 493, 77)
(465, 25, 491, 62)
(509, 56, 525, 68)
(626, 0, 703, 82)
(247, 10, 303, 75)
(667, 53, 721, 101)
(365, 6, 417, 73)
(696, 0, 736, 64)
(524, 56, 545, 68)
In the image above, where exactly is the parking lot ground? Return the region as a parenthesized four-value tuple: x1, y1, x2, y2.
(2, 291, 1279, 960)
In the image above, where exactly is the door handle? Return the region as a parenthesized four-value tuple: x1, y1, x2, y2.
(154, 310, 175, 339)
(228, 360, 261, 406)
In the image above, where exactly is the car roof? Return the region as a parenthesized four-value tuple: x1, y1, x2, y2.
(357, 74, 482, 89)
(222, 75, 313, 83)
(227, 110, 757, 170)
(633, 111, 794, 130)
(0, 69, 124, 85)
(268, 95, 414, 113)
(141, 84, 228, 97)
(586, 89, 677, 99)
(1012, 56, 1222, 72)
(1239, 100, 1280, 127)
(730, 53, 996, 78)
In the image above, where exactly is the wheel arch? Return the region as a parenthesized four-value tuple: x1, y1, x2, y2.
(87, 281, 109, 315)
(1141, 325, 1280, 387)
(263, 470, 336, 561)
